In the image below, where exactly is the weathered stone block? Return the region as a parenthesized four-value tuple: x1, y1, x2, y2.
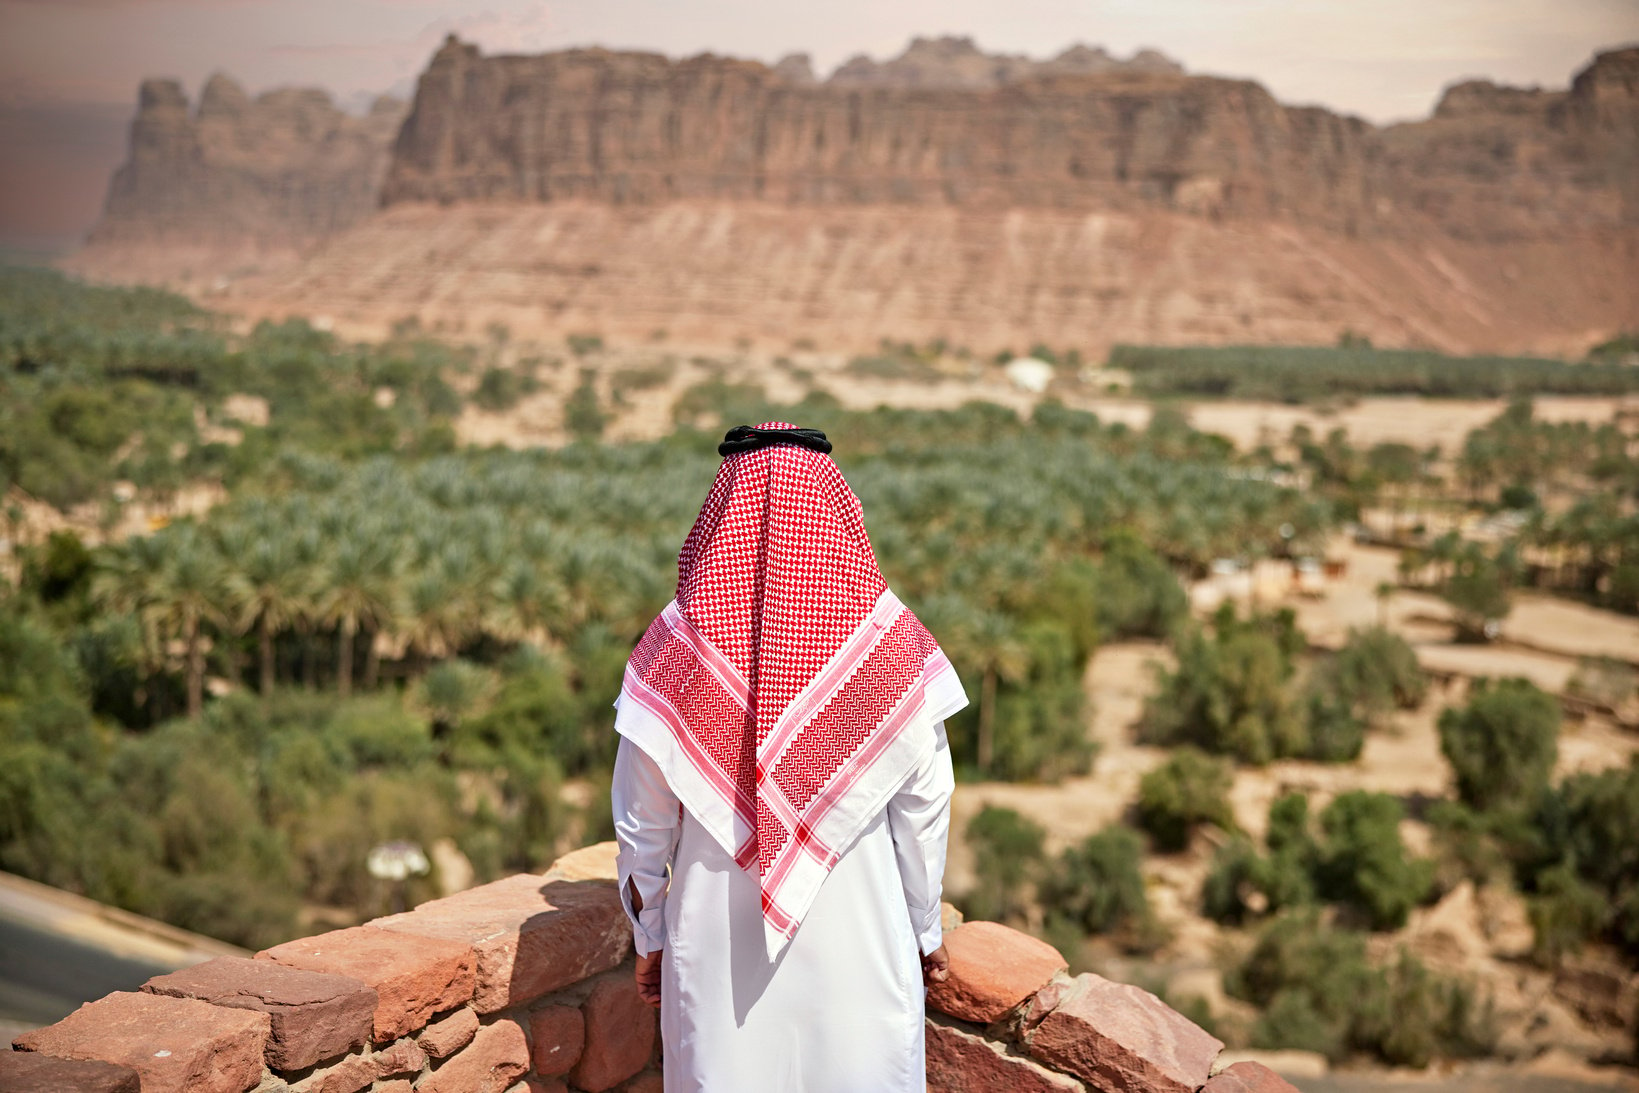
(13, 990, 269, 1093)
(1202, 1061, 1302, 1093)
(257, 926, 474, 1041)
(142, 955, 376, 1071)
(374, 1082, 413, 1093)
(0, 1051, 140, 1093)
(926, 1019, 1083, 1092)
(292, 1052, 374, 1093)
(371, 1036, 427, 1078)
(529, 1003, 585, 1077)
(542, 841, 618, 882)
(370, 876, 629, 1013)
(417, 1006, 479, 1059)
(1026, 973, 1224, 1093)
(570, 975, 656, 1092)
(418, 1018, 529, 1093)
(927, 921, 1068, 1025)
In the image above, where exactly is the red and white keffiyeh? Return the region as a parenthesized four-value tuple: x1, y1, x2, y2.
(614, 422, 968, 957)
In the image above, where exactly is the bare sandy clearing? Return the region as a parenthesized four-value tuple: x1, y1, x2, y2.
(1182, 396, 1634, 454)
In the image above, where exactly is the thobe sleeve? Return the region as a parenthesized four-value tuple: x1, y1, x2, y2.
(611, 733, 682, 957)
(886, 719, 956, 957)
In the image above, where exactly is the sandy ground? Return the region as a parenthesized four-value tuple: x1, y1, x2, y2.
(450, 342, 1634, 457)
(1179, 396, 1638, 456)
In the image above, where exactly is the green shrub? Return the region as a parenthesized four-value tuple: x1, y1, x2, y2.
(566, 333, 603, 356)
(1316, 792, 1434, 930)
(1137, 747, 1236, 852)
(1326, 626, 1427, 720)
(1438, 678, 1560, 813)
(1229, 913, 1494, 1066)
(1257, 794, 1321, 912)
(1426, 799, 1510, 888)
(1092, 530, 1187, 641)
(1202, 837, 1263, 925)
(964, 805, 1046, 923)
(1442, 547, 1513, 640)
(1528, 863, 1610, 965)
(1230, 912, 1375, 1061)
(472, 366, 537, 411)
(1529, 757, 1639, 958)
(1301, 684, 1367, 762)
(564, 369, 606, 441)
(1202, 794, 1318, 925)
(1038, 825, 1153, 943)
(1140, 606, 1308, 764)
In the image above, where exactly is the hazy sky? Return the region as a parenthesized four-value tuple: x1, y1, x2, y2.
(2, 0, 1635, 250)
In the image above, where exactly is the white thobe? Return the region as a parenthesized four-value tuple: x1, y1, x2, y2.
(611, 721, 955, 1093)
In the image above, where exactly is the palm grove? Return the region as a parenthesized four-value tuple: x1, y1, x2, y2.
(2, 267, 1636, 1069)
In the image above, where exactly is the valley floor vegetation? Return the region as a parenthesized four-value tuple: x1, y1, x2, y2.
(2, 266, 1636, 1068)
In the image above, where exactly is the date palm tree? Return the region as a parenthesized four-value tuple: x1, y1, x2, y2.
(147, 525, 229, 719)
(317, 531, 399, 698)
(486, 559, 566, 648)
(223, 524, 316, 699)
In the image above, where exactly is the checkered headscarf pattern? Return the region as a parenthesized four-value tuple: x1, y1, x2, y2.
(623, 422, 957, 944)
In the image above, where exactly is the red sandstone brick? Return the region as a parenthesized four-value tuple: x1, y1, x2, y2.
(417, 1018, 529, 1093)
(371, 1036, 427, 1078)
(570, 974, 656, 1092)
(13, 990, 269, 1093)
(1202, 1061, 1302, 1093)
(542, 841, 617, 882)
(927, 921, 1068, 1025)
(0, 1051, 140, 1093)
(1026, 972, 1224, 1093)
(521, 1080, 570, 1093)
(142, 954, 375, 1071)
(417, 1006, 479, 1059)
(297, 1052, 376, 1093)
(926, 1019, 1083, 1093)
(374, 1083, 413, 1093)
(370, 874, 630, 1013)
(257, 926, 474, 1041)
(528, 1003, 585, 1077)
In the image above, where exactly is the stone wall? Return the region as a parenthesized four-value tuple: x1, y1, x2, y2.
(4, 845, 1296, 1093)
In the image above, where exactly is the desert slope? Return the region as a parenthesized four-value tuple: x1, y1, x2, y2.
(208, 199, 1637, 357)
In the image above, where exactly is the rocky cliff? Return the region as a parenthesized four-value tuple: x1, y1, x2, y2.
(381, 35, 1382, 230)
(81, 73, 406, 255)
(380, 37, 1637, 242)
(64, 40, 1639, 355)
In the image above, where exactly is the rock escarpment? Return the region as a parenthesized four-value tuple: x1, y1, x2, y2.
(65, 40, 1639, 355)
(382, 35, 1380, 229)
(382, 37, 1637, 242)
(84, 73, 406, 253)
